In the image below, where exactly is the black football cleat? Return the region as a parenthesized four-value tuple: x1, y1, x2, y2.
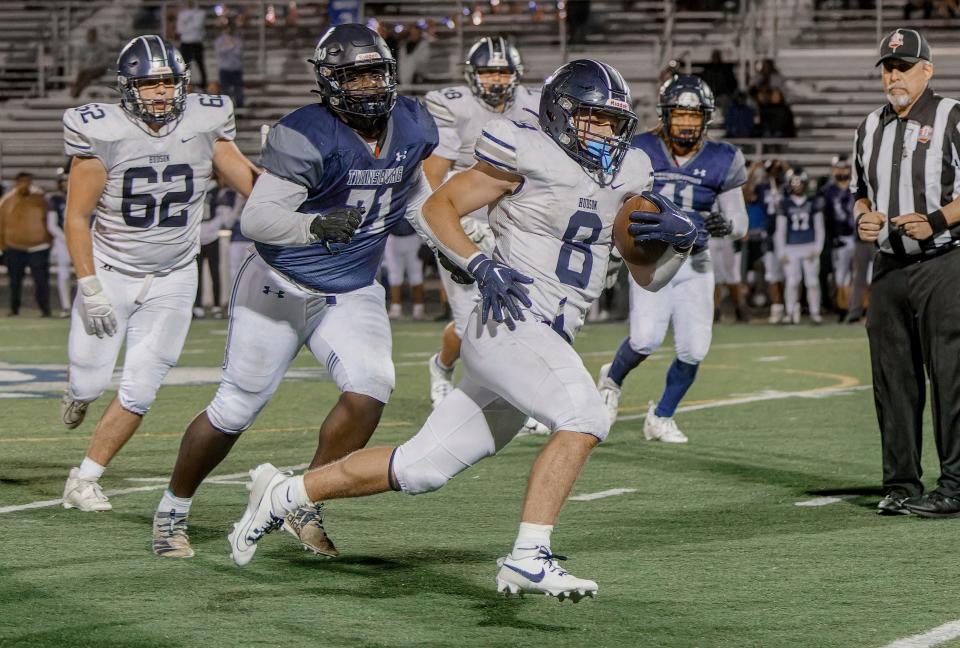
(902, 491, 960, 518)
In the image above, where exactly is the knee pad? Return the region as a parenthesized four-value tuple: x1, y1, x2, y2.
(553, 394, 610, 441)
(391, 394, 498, 494)
(68, 366, 111, 403)
(628, 332, 663, 356)
(118, 381, 159, 416)
(205, 381, 269, 435)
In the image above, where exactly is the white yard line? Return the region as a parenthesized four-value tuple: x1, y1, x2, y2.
(569, 488, 637, 501)
(794, 495, 857, 507)
(0, 463, 308, 515)
(881, 620, 960, 648)
(617, 385, 871, 423)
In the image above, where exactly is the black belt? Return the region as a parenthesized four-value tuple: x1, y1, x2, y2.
(877, 241, 960, 271)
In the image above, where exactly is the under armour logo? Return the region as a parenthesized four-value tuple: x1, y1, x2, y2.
(263, 286, 285, 298)
(692, 168, 707, 177)
(395, 149, 407, 162)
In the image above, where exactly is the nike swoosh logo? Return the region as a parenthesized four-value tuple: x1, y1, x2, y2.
(181, 135, 196, 143)
(285, 485, 292, 504)
(611, 183, 624, 190)
(504, 563, 546, 582)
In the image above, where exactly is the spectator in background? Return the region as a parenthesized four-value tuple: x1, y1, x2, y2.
(724, 90, 757, 137)
(567, 0, 592, 45)
(384, 220, 426, 320)
(71, 28, 109, 98)
(699, 49, 738, 107)
(45, 168, 71, 317)
(177, 1, 208, 88)
(0, 173, 52, 317)
(759, 89, 796, 138)
(398, 23, 432, 86)
(215, 21, 244, 107)
(904, 0, 934, 18)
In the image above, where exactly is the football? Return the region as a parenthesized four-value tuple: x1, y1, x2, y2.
(613, 194, 670, 268)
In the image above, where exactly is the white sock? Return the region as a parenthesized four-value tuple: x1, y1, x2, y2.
(77, 457, 105, 481)
(269, 475, 311, 516)
(511, 522, 553, 559)
(157, 489, 192, 517)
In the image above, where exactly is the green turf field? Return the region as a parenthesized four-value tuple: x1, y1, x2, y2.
(1, 316, 957, 648)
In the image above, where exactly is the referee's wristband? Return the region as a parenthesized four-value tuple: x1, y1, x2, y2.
(927, 209, 948, 236)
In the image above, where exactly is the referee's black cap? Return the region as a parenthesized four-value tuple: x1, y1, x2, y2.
(876, 28, 932, 66)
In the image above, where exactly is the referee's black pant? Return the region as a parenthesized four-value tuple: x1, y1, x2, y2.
(867, 246, 960, 497)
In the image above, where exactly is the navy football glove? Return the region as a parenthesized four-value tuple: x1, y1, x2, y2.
(310, 206, 364, 246)
(466, 253, 534, 324)
(437, 251, 475, 285)
(628, 191, 698, 251)
(704, 211, 733, 238)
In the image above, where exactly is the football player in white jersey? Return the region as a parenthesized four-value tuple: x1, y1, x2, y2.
(59, 36, 258, 512)
(225, 60, 697, 601)
(421, 37, 542, 424)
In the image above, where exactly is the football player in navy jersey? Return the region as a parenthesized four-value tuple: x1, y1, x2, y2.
(45, 167, 71, 317)
(597, 75, 748, 443)
(774, 167, 825, 325)
(152, 24, 438, 559)
(819, 155, 855, 317)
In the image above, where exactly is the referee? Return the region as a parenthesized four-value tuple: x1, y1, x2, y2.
(853, 29, 960, 517)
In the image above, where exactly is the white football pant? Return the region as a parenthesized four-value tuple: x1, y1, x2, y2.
(67, 262, 197, 415)
(626, 251, 715, 365)
(207, 252, 394, 434)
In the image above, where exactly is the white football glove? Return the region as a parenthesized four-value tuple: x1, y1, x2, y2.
(461, 218, 495, 254)
(604, 249, 623, 290)
(77, 276, 117, 338)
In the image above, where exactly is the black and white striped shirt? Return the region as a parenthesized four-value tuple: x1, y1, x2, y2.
(852, 87, 960, 257)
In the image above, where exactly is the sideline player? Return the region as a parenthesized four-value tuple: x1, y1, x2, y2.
(597, 75, 747, 442)
(421, 37, 539, 403)
(45, 167, 72, 317)
(60, 35, 257, 512)
(819, 154, 855, 317)
(775, 167, 824, 324)
(226, 60, 697, 601)
(151, 24, 438, 558)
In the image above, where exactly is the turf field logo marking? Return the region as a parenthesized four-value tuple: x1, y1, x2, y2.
(881, 618, 960, 648)
(794, 495, 857, 507)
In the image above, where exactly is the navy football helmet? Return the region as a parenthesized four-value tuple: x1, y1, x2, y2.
(538, 59, 638, 186)
(309, 24, 398, 137)
(117, 35, 190, 131)
(464, 36, 523, 108)
(657, 74, 715, 150)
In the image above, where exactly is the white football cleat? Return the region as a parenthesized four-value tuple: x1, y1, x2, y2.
(228, 463, 290, 567)
(810, 312, 823, 325)
(517, 417, 551, 436)
(496, 547, 598, 602)
(768, 303, 784, 324)
(62, 468, 112, 511)
(388, 303, 402, 320)
(643, 402, 688, 444)
(428, 353, 454, 408)
(596, 363, 622, 425)
(61, 393, 90, 429)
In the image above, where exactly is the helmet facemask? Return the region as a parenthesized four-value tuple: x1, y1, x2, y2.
(663, 107, 708, 151)
(119, 73, 189, 135)
(315, 60, 397, 138)
(466, 67, 518, 108)
(549, 96, 636, 186)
